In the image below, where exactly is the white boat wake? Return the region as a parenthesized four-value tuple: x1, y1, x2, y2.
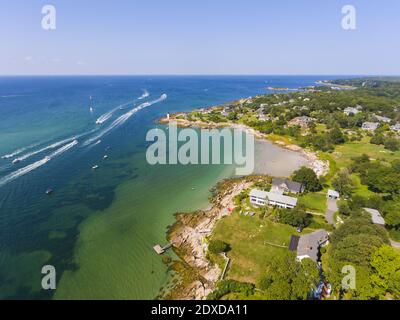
(12, 129, 96, 163)
(1, 143, 40, 159)
(95, 90, 150, 125)
(0, 140, 78, 188)
(138, 89, 150, 100)
(84, 94, 167, 147)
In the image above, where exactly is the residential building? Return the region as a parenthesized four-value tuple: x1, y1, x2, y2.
(327, 189, 340, 200)
(361, 122, 380, 131)
(290, 230, 329, 262)
(364, 208, 386, 226)
(373, 114, 392, 123)
(344, 107, 361, 115)
(390, 123, 400, 132)
(249, 189, 298, 209)
(249, 189, 268, 207)
(271, 178, 304, 194)
(289, 116, 315, 128)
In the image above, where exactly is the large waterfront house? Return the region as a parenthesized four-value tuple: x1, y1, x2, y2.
(364, 208, 386, 226)
(249, 189, 298, 209)
(271, 178, 304, 194)
(361, 122, 380, 131)
(289, 230, 329, 262)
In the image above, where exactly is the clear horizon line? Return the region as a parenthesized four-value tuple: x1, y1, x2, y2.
(1, 73, 399, 77)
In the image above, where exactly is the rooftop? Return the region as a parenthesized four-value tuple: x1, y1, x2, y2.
(265, 191, 298, 206)
(249, 189, 268, 199)
(272, 178, 303, 193)
(297, 230, 329, 262)
(364, 208, 386, 226)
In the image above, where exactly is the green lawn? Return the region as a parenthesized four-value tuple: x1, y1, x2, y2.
(333, 137, 400, 168)
(298, 192, 327, 213)
(211, 213, 304, 284)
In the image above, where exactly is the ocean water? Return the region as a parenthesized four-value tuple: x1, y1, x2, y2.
(0, 76, 338, 299)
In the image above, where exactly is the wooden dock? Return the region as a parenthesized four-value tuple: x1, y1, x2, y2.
(153, 243, 172, 255)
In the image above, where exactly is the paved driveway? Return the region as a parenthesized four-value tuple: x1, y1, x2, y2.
(326, 199, 338, 226)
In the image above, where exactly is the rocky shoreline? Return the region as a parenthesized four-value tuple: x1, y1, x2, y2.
(163, 176, 264, 300)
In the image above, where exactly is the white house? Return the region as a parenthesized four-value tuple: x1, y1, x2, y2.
(362, 122, 380, 131)
(390, 123, 400, 132)
(249, 189, 268, 206)
(344, 107, 361, 116)
(249, 189, 297, 209)
(327, 189, 340, 200)
(373, 114, 392, 124)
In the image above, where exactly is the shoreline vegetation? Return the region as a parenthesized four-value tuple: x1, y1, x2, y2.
(157, 77, 400, 300)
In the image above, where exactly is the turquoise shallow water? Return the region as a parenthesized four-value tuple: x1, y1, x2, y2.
(0, 76, 338, 299)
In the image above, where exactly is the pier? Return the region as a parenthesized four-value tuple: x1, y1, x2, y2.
(153, 243, 172, 255)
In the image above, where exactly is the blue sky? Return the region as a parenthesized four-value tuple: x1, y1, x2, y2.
(1, 0, 399, 75)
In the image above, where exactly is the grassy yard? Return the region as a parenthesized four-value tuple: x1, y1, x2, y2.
(333, 137, 400, 168)
(298, 192, 327, 213)
(211, 213, 306, 284)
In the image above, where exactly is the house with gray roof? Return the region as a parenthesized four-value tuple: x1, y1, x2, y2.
(364, 208, 386, 226)
(390, 123, 400, 132)
(373, 114, 392, 124)
(271, 178, 304, 194)
(290, 230, 329, 262)
(362, 122, 380, 131)
(249, 189, 298, 209)
(344, 107, 361, 116)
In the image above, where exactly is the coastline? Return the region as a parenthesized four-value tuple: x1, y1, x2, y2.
(158, 116, 329, 177)
(157, 101, 330, 300)
(162, 176, 265, 300)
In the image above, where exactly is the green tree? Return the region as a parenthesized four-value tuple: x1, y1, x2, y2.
(370, 245, 400, 299)
(332, 169, 353, 197)
(292, 167, 322, 192)
(384, 137, 400, 152)
(208, 240, 229, 254)
(279, 205, 311, 228)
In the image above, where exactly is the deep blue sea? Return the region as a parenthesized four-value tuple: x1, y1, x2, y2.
(0, 76, 342, 299)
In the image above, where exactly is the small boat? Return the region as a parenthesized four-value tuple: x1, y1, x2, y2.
(12, 159, 20, 165)
(46, 188, 54, 195)
(92, 165, 99, 170)
(103, 155, 108, 160)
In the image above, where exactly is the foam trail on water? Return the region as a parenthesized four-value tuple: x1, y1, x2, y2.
(49, 140, 78, 158)
(0, 158, 51, 188)
(15, 137, 76, 162)
(0, 140, 79, 188)
(96, 91, 150, 125)
(14, 129, 96, 163)
(84, 94, 167, 147)
(138, 89, 150, 100)
(1, 143, 40, 159)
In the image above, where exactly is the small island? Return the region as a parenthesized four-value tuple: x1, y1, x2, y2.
(158, 77, 400, 301)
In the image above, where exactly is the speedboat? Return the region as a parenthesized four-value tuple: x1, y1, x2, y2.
(103, 155, 108, 160)
(92, 165, 99, 170)
(46, 188, 53, 195)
